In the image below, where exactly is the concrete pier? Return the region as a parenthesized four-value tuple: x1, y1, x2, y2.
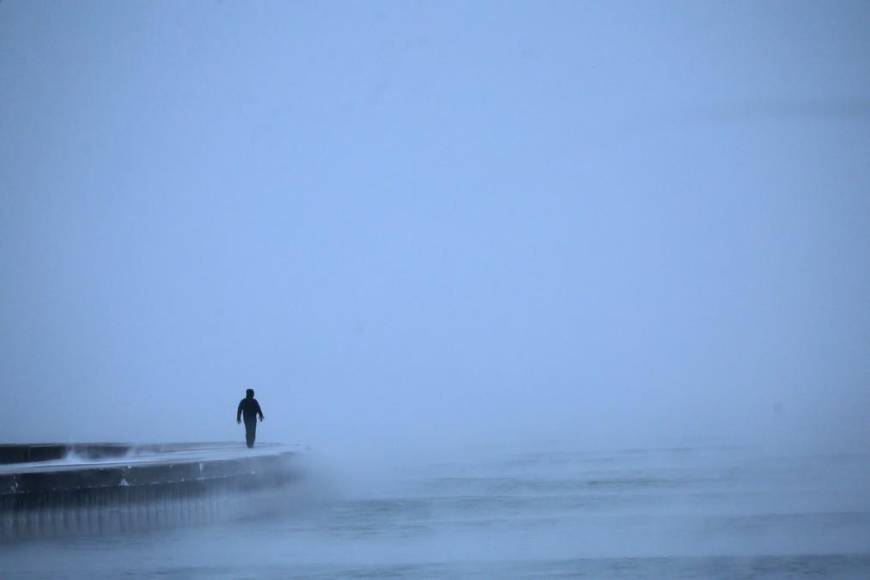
(0, 443, 301, 540)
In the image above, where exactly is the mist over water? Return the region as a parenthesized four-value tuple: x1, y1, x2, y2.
(5, 446, 870, 578)
(1, 0, 869, 577)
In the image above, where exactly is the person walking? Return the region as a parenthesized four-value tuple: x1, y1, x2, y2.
(236, 388, 264, 448)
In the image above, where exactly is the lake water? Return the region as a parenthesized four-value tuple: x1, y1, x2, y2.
(2, 445, 869, 579)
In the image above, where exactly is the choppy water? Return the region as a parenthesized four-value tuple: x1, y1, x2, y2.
(2, 446, 870, 579)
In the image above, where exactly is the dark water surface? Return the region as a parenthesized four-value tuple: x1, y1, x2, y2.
(2, 446, 869, 579)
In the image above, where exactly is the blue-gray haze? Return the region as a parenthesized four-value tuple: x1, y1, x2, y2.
(4, 3, 870, 578)
(2, 1, 869, 459)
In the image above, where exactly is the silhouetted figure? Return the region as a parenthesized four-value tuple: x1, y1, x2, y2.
(236, 388, 264, 448)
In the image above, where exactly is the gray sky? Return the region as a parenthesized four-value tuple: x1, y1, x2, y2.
(1, 1, 868, 454)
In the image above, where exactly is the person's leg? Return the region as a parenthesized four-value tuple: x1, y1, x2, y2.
(245, 420, 256, 448)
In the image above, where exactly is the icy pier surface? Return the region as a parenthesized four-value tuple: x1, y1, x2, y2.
(0, 442, 301, 539)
